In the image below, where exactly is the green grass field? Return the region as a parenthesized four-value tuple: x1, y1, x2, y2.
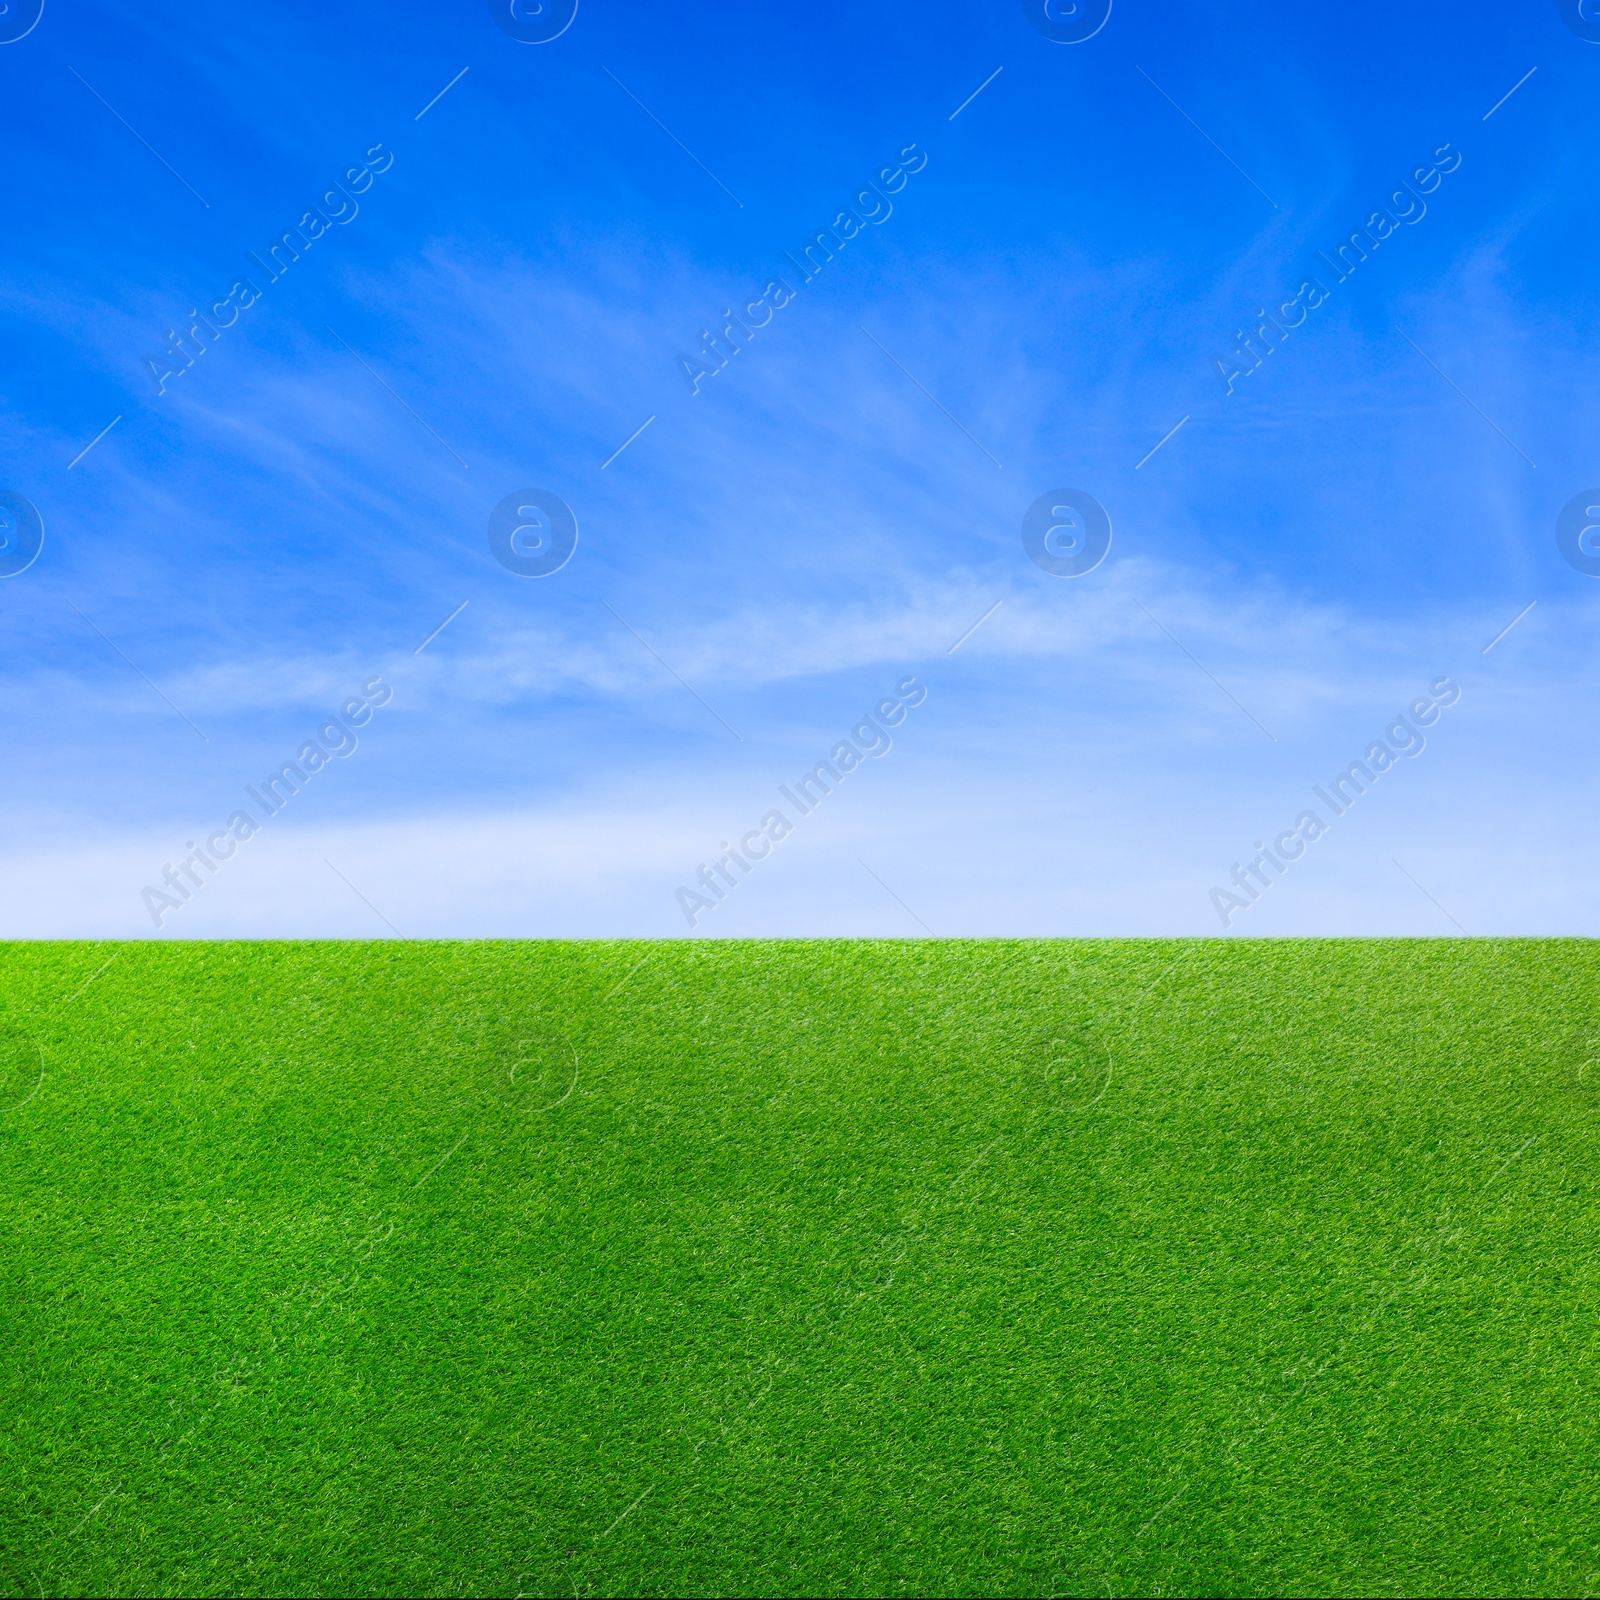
(3, 939, 1598, 1597)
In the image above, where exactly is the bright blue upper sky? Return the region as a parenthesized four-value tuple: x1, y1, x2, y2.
(3, 0, 1597, 937)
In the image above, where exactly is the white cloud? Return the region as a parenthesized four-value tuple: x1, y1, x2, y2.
(8, 603, 1596, 941)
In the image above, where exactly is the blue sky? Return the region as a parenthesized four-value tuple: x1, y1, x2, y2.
(3, 0, 1599, 937)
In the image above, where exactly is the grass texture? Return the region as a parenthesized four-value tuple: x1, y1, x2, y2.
(2, 938, 1599, 1597)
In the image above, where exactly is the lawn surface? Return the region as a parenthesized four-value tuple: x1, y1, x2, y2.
(2, 938, 1598, 1597)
